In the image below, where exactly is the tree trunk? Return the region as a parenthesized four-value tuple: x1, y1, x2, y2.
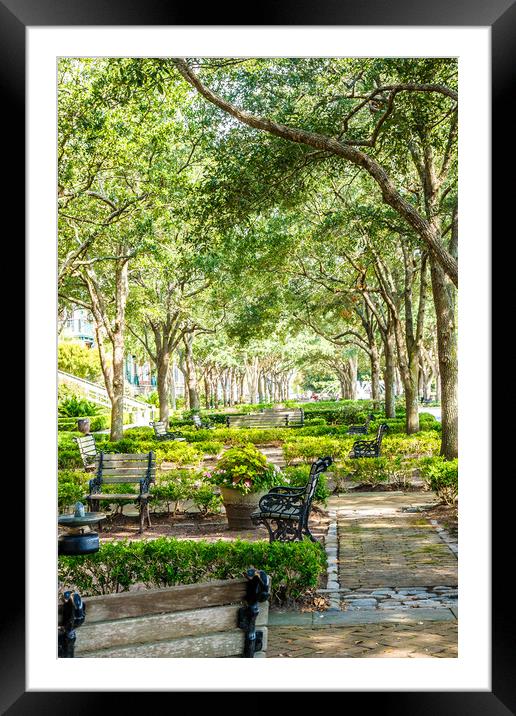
(170, 357, 177, 412)
(156, 349, 170, 425)
(183, 334, 200, 412)
(370, 344, 381, 402)
(258, 372, 265, 403)
(405, 357, 421, 434)
(204, 376, 210, 410)
(383, 326, 397, 418)
(430, 257, 458, 458)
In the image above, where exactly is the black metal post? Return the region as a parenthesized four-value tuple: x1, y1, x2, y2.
(58, 591, 86, 658)
(238, 568, 270, 658)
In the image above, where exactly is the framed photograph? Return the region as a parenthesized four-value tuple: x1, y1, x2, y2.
(5, 0, 507, 710)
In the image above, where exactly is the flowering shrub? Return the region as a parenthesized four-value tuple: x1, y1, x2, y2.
(209, 443, 280, 495)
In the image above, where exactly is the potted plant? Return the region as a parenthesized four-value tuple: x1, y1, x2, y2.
(209, 443, 281, 530)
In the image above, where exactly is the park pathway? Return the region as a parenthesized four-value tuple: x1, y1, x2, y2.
(268, 490, 458, 658)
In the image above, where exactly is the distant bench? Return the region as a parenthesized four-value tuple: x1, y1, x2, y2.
(58, 570, 271, 658)
(86, 452, 156, 533)
(226, 408, 304, 429)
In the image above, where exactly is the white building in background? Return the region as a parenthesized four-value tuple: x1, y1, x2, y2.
(59, 308, 95, 347)
(59, 308, 185, 397)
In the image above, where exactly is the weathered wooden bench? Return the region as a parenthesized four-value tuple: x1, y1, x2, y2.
(86, 452, 156, 533)
(226, 408, 304, 429)
(149, 421, 186, 442)
(58, 569, 271, 658)
(192, 413, 216, 430)
(349, 423, 389, 458)
(251, 456, 332, 542)
(347, 413, 374, 435)
(74, 434, 99, 472)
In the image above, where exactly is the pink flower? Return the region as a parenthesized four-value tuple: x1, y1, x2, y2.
(244, 479, 252, 488)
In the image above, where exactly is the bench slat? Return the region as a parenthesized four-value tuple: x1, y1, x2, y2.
(102, 470, 156, 482)
(59, 579, 249, 623)
(87, 493, 143, 499)
(76, 627, 268, 658)
(74, 603, 268, 653)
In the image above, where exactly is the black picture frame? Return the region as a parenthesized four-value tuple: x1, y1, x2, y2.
(4, 0, 507, 711)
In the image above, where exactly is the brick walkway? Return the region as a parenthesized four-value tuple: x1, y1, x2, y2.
(267, 491, 458, 658)
(338, 514, 457, 588)
(268, 620, 457, 658)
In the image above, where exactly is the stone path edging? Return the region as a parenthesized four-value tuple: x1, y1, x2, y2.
(324, 508, 340, 610)
(269, 607, 456, 627)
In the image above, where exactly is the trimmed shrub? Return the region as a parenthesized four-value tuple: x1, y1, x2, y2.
(382, 432, 441, 458)
(58, 538, 327, 605)
(282, 464, 330, 503)
(150, 470, 198, 514)
(58, 470, 90, 512)
(420, 457, 458, 505)
(58, 414, 110, 432)
(191, 484, 222, 515)
(283, 436, 352, 465)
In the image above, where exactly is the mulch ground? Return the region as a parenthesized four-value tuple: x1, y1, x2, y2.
(420, 503, 458, 537)
(97, 504, 332, 544)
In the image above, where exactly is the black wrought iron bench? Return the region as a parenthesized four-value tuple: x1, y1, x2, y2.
(226, 408, 304, 429)
(149, 421, 186, 442)
(347, 413, 374, 435)
(74, 434, 99, 472)
(86, 452, 156, 533)
(349, 423, 389, 458)
(251, 456, 332, 542)
(192, 414, 215, 430)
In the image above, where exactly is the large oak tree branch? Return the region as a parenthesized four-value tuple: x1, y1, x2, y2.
(172, 59, 458, 288)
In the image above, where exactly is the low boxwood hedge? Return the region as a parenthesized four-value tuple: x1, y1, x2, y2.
(58, 538, 327, 605)
(58, 414, 110, 432)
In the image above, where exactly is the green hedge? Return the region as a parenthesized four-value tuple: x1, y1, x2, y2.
(58, 538, 326, 605)
(58, 414, 110, 432)
(420, 457, 458, 505)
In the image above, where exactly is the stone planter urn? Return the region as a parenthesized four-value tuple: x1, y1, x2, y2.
(220, 487, 267, 530)
(77, 418, 91, 435)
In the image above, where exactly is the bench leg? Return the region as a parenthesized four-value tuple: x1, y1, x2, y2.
(139, 502, 145, 534)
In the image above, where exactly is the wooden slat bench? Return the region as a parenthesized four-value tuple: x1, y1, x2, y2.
(74, 434, 99, 472)
(86, 452, 156, 533)
(58, 570, 271, 658)
(192, 414, 216, 430)
(349, 423, 389, 458)
(347, 413, 374, 435)
(226, 408, 304, 429)
(150, 421, 186, 442)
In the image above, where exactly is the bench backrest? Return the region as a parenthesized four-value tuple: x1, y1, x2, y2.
(304, 456, 333, 504)
(150, 421, 167, 437)
(58, 577, 270, 658)
(74, 434, 98, 467)
(226, 409, 304, 428)
(96, 452, 156, 486)
(376, 423, 389, 444)
(192, 414, 203, 428)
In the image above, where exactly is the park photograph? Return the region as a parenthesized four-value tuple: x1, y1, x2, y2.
(55, 54, 460, 663)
